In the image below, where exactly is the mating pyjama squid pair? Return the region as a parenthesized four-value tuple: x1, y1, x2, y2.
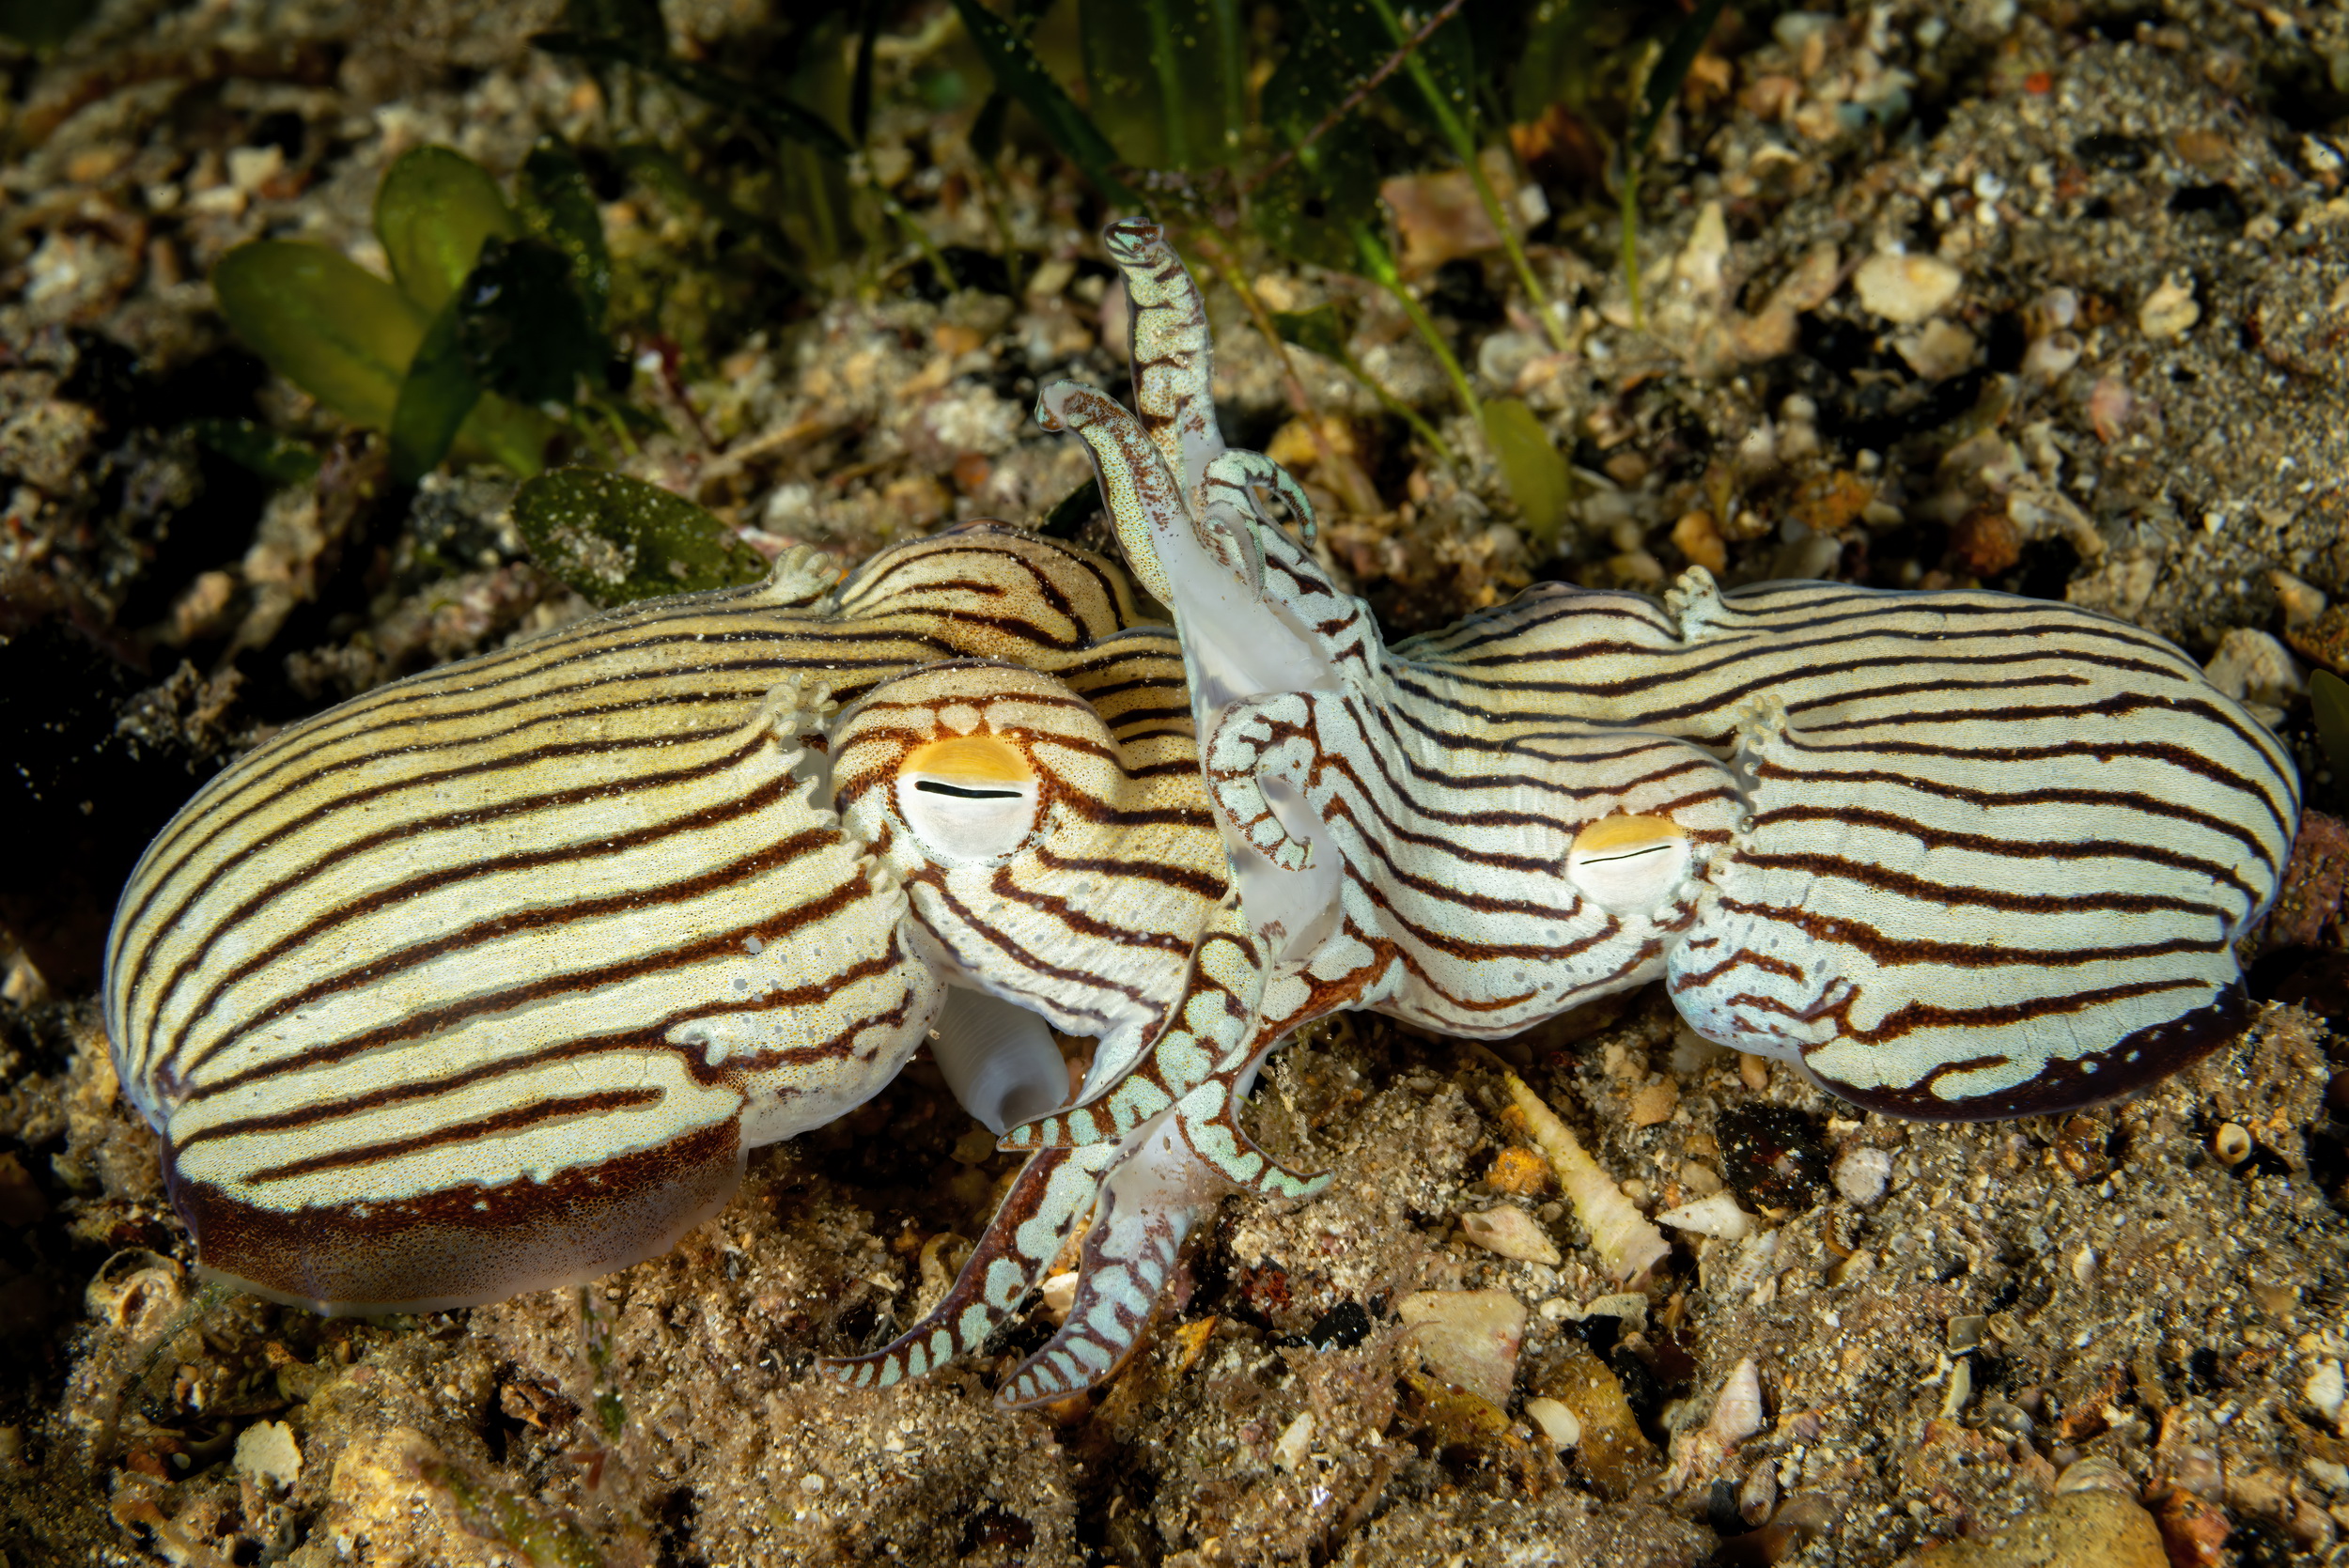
(105, 220, 2299, 1408)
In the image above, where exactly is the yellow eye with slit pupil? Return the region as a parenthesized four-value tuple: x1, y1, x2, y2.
(1566, 814, 1692, 914)
(895, 736, 1042, 864)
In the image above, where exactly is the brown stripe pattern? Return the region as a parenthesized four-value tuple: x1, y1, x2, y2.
(103, 527, 1229, 1314)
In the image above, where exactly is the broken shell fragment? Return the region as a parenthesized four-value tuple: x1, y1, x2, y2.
(1458, 1206, 1563, 1265)
(1395, 1289, 1528, 1407)
(1656, 1191, 1758, 1241)
(1523, 1395, 1582, 1451)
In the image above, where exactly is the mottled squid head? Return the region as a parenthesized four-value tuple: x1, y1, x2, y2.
(829, 660, 1228, 1063)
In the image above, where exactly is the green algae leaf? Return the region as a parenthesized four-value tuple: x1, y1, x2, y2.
(387, 297, 482, 484)
(214, 241, 429, 433)
(1254, 0, 1384, 272)
(457, 238, 606, 408)
(1039, 477, 1103, 540)
(1079, 0, 1239, 173)
(513, 468, 768, 605)
(516, 135, 612, 325)
(951, 0, 1141, 209)
(0, 0, 88, 48)
(1482, 397, 1570, 545)
(375, 147, 521, 316)
(213, 240, 553, 477)
(428, 1461, 605, 1568)
(189, 418, 321, 486)
(2315, 669, 2349, 781)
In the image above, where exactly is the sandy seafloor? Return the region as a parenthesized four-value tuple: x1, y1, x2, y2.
(6, 0, 2349, 1562)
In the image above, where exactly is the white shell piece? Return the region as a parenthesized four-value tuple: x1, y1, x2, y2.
(1655, 1190, 1757, 1241)
(1524, 1396, 1582, 1451)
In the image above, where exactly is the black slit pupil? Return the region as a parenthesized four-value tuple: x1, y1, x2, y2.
(913, 780, 1025, 800)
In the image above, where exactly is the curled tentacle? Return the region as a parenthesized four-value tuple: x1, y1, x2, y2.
(995, 1115, 1221, 1408)
(1201, 692, 1322, 872)
(1202, 448, 1317, 550)
(1166, 1031, 1330, 1200)
(817, 1142, 1119, 1390)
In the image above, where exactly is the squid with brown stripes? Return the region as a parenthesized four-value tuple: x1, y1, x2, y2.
(980, 219, 2298, 1401)
(102, 216, 2299, 1416)
(103, 522, 1270, 1405)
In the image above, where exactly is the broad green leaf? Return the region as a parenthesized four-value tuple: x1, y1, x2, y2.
(849, 0, 880, 143)
(1511, 0, 1609, 123)
(515, 135, 612, 325)
(1039, 477, 1102, 540)
(375, 147, 521, 316)
(512, 468, 770, 605)
(2315, 670, 2349, 782)
(951, 0, 1141, 209)
(1482, 398, 1570, 545)
(1344, 0, 1476, 151)
(214, 241, 429, 432)
(213, 241, 552, 478)
(456, 238, 607, 408)
(388, 297, 483, 484)
(532, 30, 854, 158)
(1079, 0, 1235, 172)
(1255, 0, 1387, 271)
(189, 418, 322, 486)
(1268, 301, 1361, 366)
(970, 90, 1011, 163)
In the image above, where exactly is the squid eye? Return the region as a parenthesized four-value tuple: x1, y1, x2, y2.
(1566, 814, 1692, 914)
(895, 736, 1042, 864)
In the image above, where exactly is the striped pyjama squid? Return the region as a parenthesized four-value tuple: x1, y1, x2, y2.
(101, 218, 2300, 1415)
(972, 220, 2297, 1400)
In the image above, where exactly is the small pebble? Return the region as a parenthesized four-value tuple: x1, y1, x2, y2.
(2201, 629, 2304, 708)
(2020, 331, 2082, 380)
(1272, 1411, 1315, 1472)
(1655, 1191, 1757, 1240)
(1853, 253, 1963, 323)
(1672, 511, 1728, 573)
(2308, 1359, 2345, 1425)
(1395, 1290, 1527, 1405)
(2271, 570, 2327, 630)
(2139, 276, 2201, 339)
(233, 1421, 302, 1490)
(1627, 1079, 1679, 1126)
(1886, 1488, 2168, 1567)
(1833, 1145, 1892, 1205)
(1895, 318, 1978, 380)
